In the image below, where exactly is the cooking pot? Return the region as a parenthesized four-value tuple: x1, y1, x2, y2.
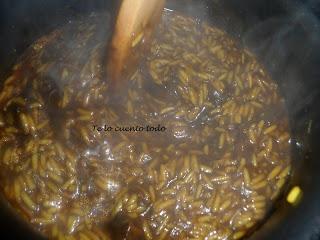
(0, 0, 320, 239)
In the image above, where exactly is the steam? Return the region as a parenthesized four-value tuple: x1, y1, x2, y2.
(159, 0, 320, 144)
(241, 0, 320, 131)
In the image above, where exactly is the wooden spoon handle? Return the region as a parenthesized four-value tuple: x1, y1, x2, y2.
(107, 0, 166, 86)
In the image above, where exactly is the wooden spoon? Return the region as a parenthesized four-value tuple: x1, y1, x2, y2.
(107, 0, 166, 87)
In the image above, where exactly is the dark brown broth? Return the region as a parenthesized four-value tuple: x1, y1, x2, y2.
(0, 10, 291, 240)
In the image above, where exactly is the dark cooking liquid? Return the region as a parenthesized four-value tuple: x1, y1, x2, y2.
(0, 10, 291, 240)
